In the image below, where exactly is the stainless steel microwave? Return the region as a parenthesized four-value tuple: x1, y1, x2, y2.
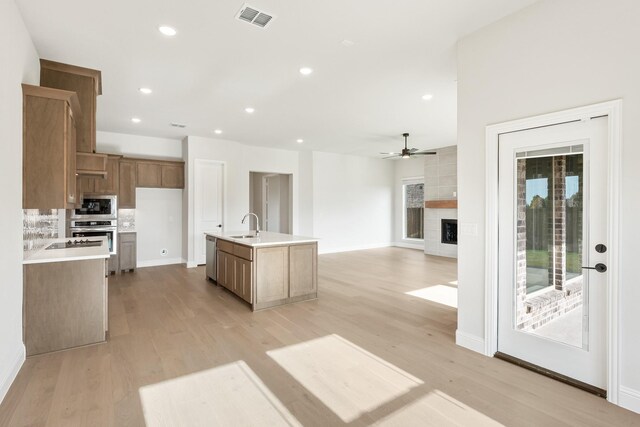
(71, 195, 117, 219)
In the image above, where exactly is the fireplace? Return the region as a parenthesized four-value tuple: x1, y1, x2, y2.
(441, 219, 458, 245)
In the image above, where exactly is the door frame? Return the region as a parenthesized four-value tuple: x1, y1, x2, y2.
(484, 100, 622, 404)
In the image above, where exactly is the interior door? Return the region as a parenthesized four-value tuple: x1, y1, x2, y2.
(497, 117, 608, 390)
(194, 160, 223, 265)
(263, 175, 281, 232)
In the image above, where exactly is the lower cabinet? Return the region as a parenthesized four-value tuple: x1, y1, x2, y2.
(215, 240, 318, 310)
(255, 246, 289, 304)
(108, 254, 118, 275)
(24, 258, 107, 356)
(118, 232, 137, 272)
(216, 247, 251, 304)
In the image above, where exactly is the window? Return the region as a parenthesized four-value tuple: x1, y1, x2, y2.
(403, 179, 424, 240)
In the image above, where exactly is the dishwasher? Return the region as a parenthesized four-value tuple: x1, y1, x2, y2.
(205, 235, 216, 281)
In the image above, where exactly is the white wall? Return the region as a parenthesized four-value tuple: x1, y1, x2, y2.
(0, 0, 40, 403)
(97, 131, 182, 159)
(312, 152, 394, 253)
(457, 0, 640, 412)
(135, 188, 183, 266)
(393, 157, 425, 249)
(96, 131, 183, 266)
(183, 136, 300, 266)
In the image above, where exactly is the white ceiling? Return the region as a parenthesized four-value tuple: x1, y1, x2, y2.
(16, 0, 536, 156)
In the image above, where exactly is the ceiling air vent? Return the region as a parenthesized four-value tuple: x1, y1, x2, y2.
(236, 4, 275, 28)
(170, 122, 187, 128)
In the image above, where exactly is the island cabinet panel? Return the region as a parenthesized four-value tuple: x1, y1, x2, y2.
(23, 84, 79, 209)
(24, 258, 107, 356)
(217, 250, 234, 291)
(119, 160, 136, 208)
(136, 161, 162, 188)
(255, 246, 289, 304)
(235, 257, 253, 303)
(289, 244, 318, 298)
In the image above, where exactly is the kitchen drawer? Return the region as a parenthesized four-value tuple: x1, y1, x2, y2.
(217, 239, 234, 254)
(233, 244, 253, 261)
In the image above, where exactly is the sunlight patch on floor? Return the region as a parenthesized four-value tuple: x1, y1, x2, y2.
(267, 334, 424, 423)
(406, 285, 458, 308)
(139, 361, 301, 427)
(373, 389, 504, 426)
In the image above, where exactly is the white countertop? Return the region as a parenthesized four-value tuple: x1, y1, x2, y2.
(23, 236, 110, 265)
(204, 231, 318, 247)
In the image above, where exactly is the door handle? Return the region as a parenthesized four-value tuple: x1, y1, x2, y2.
(582, 263, 607, 273)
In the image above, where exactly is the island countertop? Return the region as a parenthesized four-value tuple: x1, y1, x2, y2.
(23, 236, 110, 265)
(204, 231, 318, 248)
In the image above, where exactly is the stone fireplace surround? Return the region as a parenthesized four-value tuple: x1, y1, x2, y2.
(424, 146, 457, 258)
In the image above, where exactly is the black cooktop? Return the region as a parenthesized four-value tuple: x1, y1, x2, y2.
(46, 239, 103, 250)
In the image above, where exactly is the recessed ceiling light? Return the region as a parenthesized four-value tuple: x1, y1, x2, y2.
(299, 67, 313, 76)
(296, 139, 304, 143)
(158, 26, 177, 36)
(139, 87, 152, 94)
(422, 93, 434, 100)
(245, 107, 255, 114)
(131, 117, 141, 123)
(214, 129, 223, 134)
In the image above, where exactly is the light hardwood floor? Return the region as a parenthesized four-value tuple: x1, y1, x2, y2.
(1, 248, 638, 426)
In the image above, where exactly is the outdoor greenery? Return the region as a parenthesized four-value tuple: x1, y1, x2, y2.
(527, 250, 582, 273)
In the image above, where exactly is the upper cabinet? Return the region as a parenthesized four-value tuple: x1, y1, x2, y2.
(136, 159, 185, 189)
(118, 159, 137, 209)
(23, 84, 80, 209)
(39, 59, 102, 154)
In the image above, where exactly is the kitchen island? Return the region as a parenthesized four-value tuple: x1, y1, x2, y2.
(205, 231, 318, 311)
(23, 237, 110, 356)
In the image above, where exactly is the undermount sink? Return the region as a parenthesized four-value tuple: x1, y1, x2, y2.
(230, 235, 257, 239)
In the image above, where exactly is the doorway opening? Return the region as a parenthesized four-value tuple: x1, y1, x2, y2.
(249, 172, 292, 234)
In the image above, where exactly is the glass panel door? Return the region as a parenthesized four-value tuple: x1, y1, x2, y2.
(514, 148, 586, 348)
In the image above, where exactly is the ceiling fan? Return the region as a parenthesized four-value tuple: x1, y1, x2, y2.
(381, 133, 436, 159)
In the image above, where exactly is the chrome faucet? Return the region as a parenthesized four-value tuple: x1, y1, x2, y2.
(241, 213, 261, 236)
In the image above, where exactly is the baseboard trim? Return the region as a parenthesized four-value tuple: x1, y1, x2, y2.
(619, 386, 640, 414)
(318, 243, 392, 255)
(0, 344, 25, 404)
(137, 258, 184, 268)
(394, 242, 424, 250)
(455, 330, 485, 354)
(186, 261, 198, 268)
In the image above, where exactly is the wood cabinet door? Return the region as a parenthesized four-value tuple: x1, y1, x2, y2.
(77, 176, 95, 199)
(119, 233, 136, 271)
(217, 251, 234, 290)
(289, 244, 317, 298)
(136, 161, 162, 188)
(119, 160, 136, 208)
(234, 256, 252, 302)
(95, 156, 119, 194)
(255, 246, 289, 303)
(161, 164, 184, 188)
(40, 61, 99, 153)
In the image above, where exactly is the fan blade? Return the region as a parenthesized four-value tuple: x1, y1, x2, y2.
(412, 151, 437, 155)
(409, 148, 418, 152)
(383, 155, 400, 159)
(380, 152, 401, 155)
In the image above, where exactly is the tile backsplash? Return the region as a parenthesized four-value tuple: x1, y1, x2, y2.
(118, 209, 136, 232)
(23, 209, 62, 252)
